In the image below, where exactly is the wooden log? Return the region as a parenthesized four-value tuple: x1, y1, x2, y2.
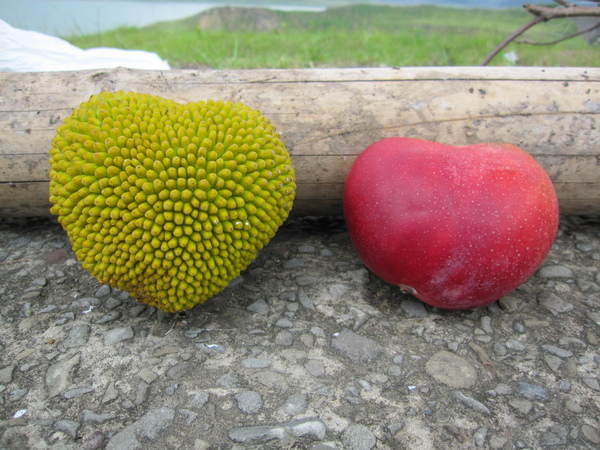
(0, 67, 599, 217)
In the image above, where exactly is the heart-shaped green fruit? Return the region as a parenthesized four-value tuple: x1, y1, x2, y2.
(49, 91, 296, 312)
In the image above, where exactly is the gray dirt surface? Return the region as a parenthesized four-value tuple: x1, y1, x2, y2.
(0, 214, 599, 449)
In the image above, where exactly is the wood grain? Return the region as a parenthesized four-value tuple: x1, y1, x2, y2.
(1, 67, 598, 216)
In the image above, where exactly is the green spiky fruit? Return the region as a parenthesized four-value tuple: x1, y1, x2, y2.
(49, 91, 296, 312)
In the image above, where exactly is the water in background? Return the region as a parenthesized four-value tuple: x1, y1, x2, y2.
(1, 0, 535, 37)
(0, 0, 326, 37)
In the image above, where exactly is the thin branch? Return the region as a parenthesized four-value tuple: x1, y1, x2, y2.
(525, 3, 600, 18)
(481, 16, 545, 66)
(516, 21, 600, 45)
(481, 2, 600, 65)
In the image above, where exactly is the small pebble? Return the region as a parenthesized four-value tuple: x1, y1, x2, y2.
(82, 409, 116, 424)
(541, 344, 573, 358)
(104, 326, 134, 346)
(341, 424, 376, 450)
(241, 358, 271, 369)
(518, 382, 549, 400)
(55, 419, 80, 438)
(283, 258, 306, 269)
(581, 424, 600, 445)
(564, 399, 583, 413)
(9, 388, 28, 402)
(575, 242, 594, 252)
(537, 265, 574, 278)
(453, 391, 491, 415)
(582, 377, 600, 391)
(63, 387, 94, 399)
(295, 275, 318, 286)
(473, 427, 488, 447)
(481, 316, 493, 334)
(235, 391, 262, 414)
(493, 384, 512, 395)
(512, 323, 526, 333)
(94, 285, 111, 297)
(558, 380, 572, 392)
(64, 325, 91, 348)
(275, 330, 294, 346)
(166, 363, 196, 380)
(178, 409, 197, 425)
(305, 359, 325, 377)
(247, 298, 270, 315)
(71, 297, 100, 309)
(538, 291, 574, 315)
(400, 299, 428, 318)
(508, 398, 533, 415)
(282, 394, 307, 415)
(31, 277, 47, 287)
(137, 368, 158, 384)
(298, 290, 315, 310)
(104, 297, 122, 310)
(217, 371, 241, 389)
(276, 318, 294, 328)
(164, 384, 179, 396)
(95, 311, 122, 324)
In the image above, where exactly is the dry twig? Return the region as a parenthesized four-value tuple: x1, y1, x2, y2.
(481, 1, 600, 65)
(468, 341, 500, 378)
(525, 2, 600, 19)
(516, 21, 600, 45)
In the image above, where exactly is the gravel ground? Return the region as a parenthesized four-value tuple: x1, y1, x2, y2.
(0, 214, 599, 449)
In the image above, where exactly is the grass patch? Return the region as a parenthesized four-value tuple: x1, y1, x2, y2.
(65, 4, 599, 68)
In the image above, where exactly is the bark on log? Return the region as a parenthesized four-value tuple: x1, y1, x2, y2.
(0, 67, 599, 217)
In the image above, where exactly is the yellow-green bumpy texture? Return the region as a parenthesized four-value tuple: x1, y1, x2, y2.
(49, 91, 296, 312)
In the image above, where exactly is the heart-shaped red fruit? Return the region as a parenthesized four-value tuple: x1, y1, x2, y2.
(344, 137, 559, 310)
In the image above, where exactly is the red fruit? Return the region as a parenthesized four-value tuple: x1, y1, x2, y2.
(343, 137, 559, 310)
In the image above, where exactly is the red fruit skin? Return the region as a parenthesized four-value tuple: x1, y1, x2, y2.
(343, 137, 559, 310)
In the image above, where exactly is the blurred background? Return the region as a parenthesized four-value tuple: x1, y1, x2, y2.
(1, 0, 598, 68)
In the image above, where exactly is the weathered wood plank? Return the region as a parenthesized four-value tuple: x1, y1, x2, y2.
(1, 179, 595, 218)
(1, 67, 599, 217)
(0, 182, 52, 218)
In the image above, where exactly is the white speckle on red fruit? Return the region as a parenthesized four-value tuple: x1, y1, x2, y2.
(343, 137, 559, 310)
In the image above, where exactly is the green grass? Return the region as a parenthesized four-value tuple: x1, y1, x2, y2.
(65, 4, 599, 68)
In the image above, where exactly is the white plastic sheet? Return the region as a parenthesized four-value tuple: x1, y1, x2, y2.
(0, 19, 170, 72)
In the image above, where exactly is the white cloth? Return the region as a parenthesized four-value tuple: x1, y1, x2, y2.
(0, 19, 170, 72)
